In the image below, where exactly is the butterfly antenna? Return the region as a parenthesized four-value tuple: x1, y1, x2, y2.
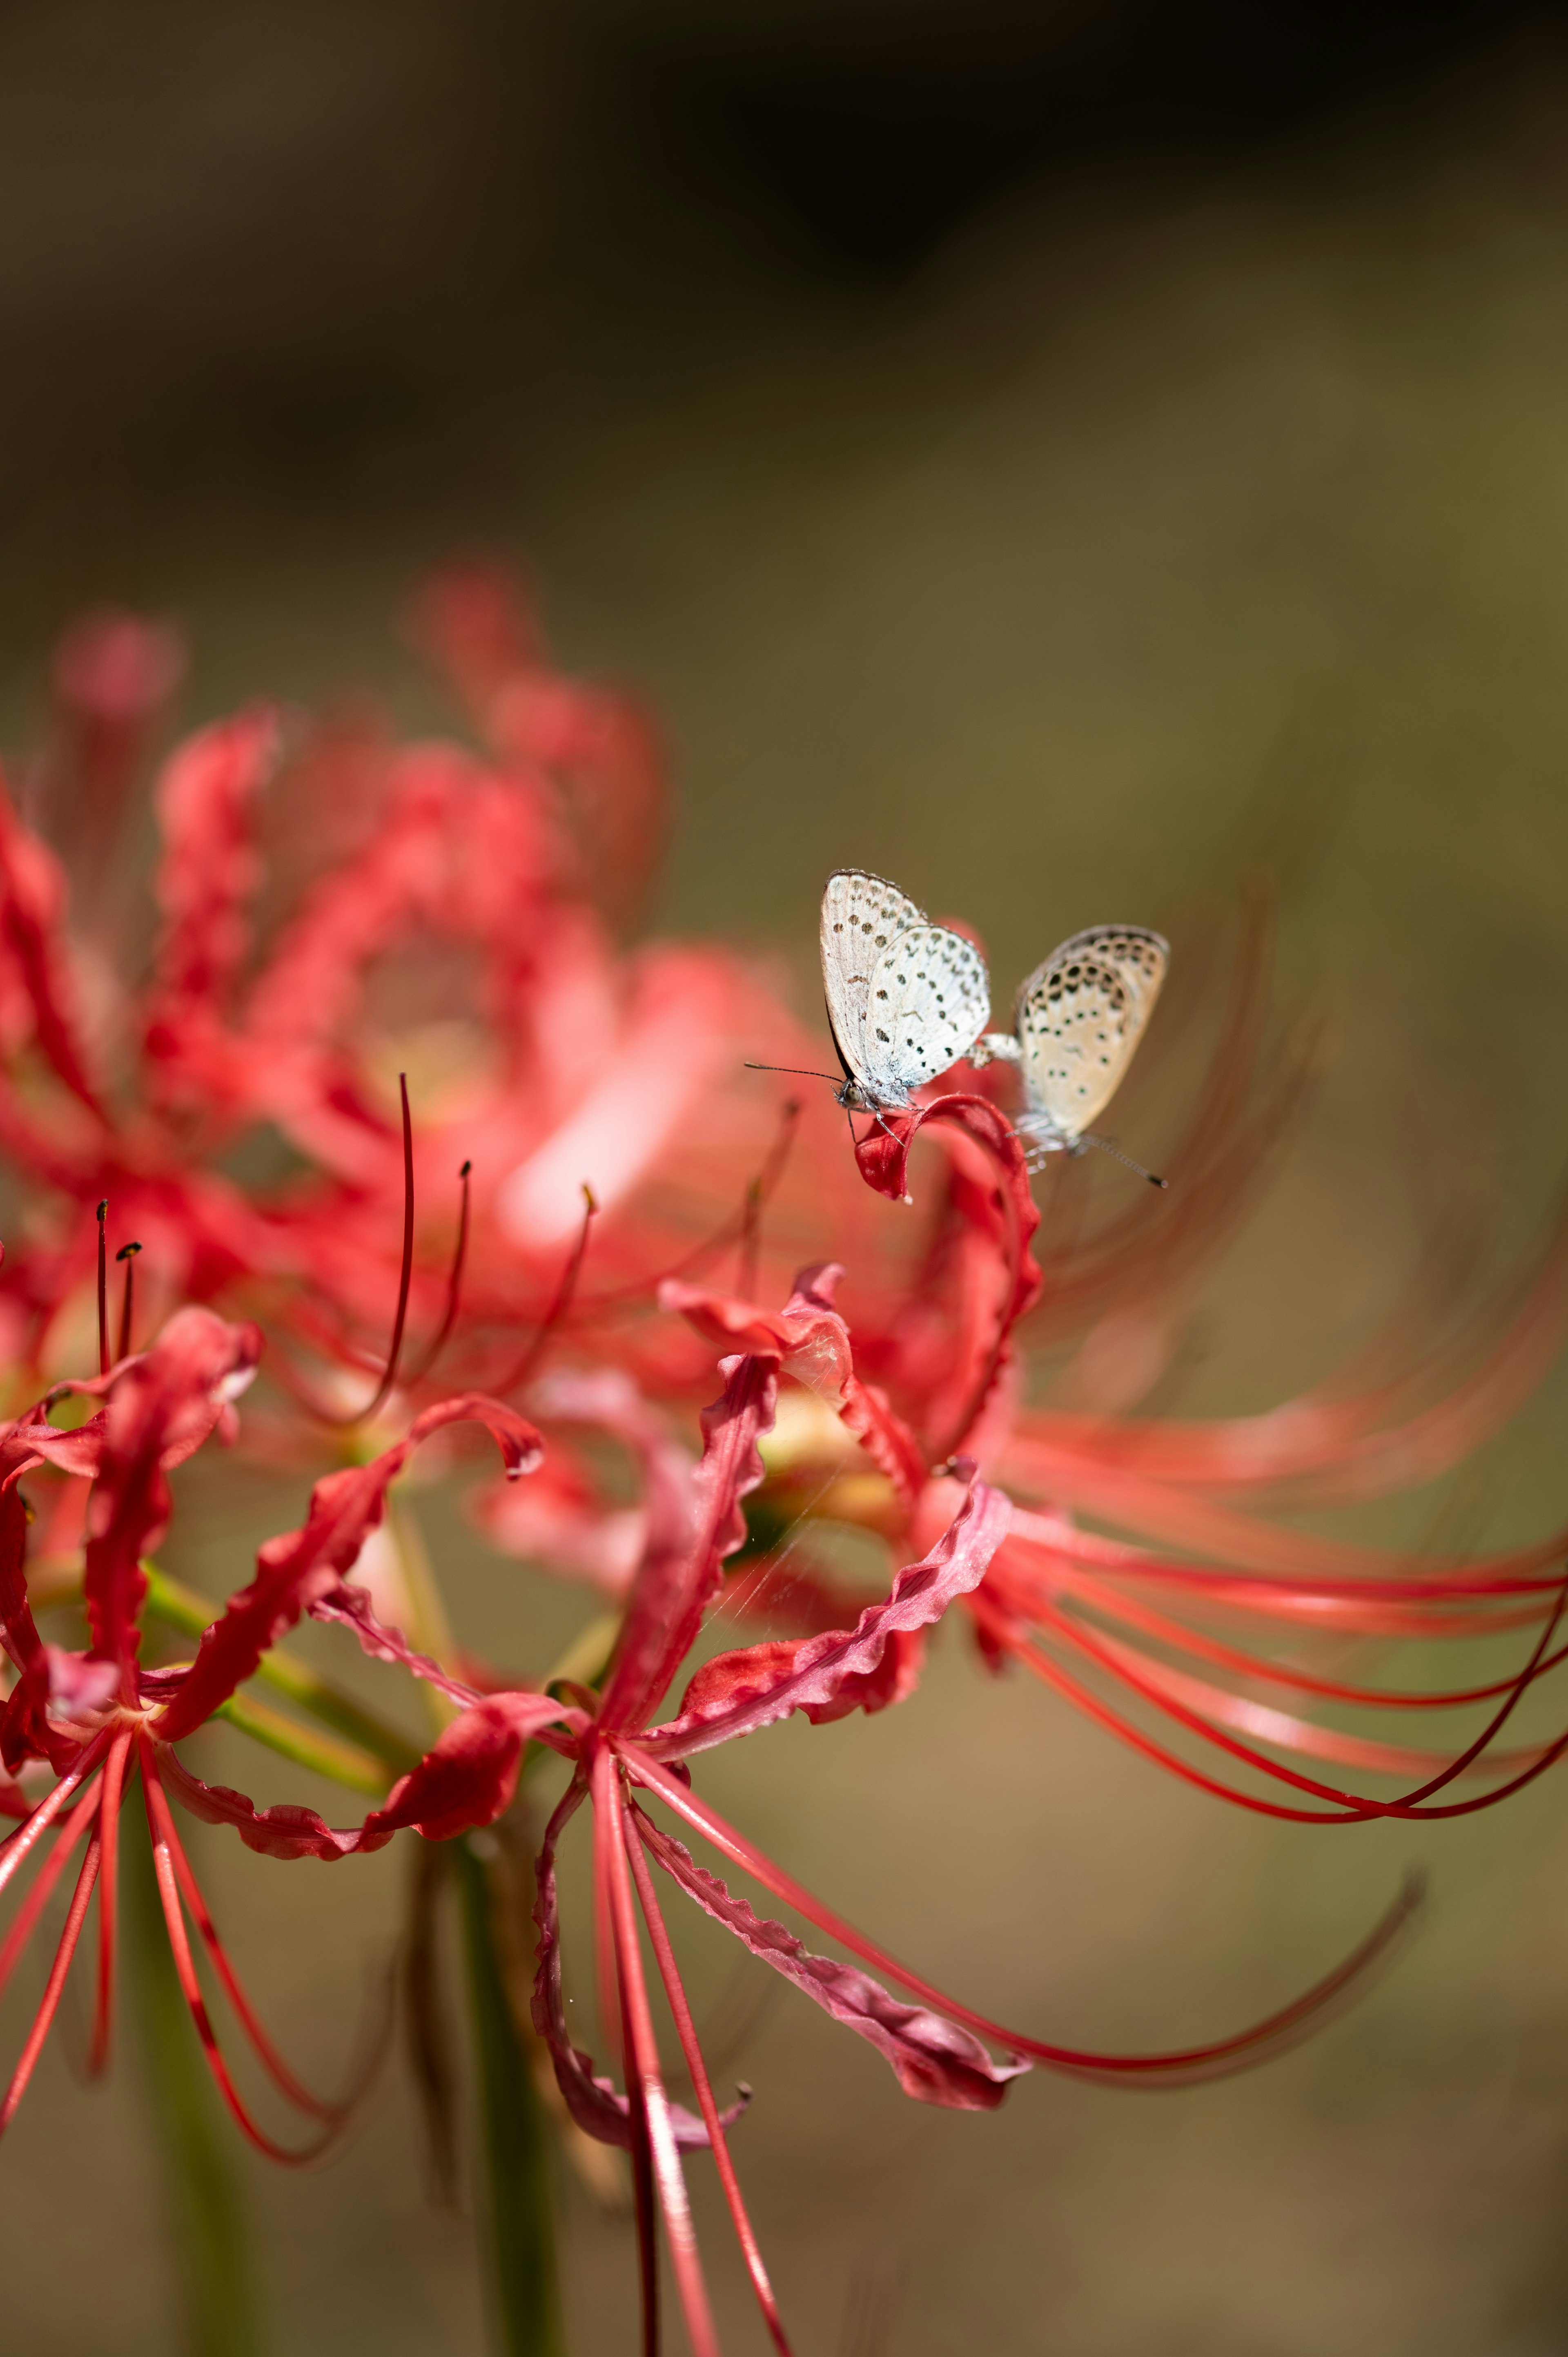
(744, 1061, 842, 1084)
(1085, 1133, 1168, 1189)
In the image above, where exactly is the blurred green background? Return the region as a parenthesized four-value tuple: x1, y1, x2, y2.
(9, 3, 1568, 2350)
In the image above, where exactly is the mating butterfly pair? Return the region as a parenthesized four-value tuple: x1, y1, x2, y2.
(819, 868, 1167, 1180)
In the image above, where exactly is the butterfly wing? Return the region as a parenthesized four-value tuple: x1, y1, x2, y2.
(1015, 926, 1167, 1142)
(862, 922, 991, 1098)
(820, 870, 927, 1088)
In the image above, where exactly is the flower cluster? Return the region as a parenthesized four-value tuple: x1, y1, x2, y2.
(0, 566, 835, 1416)
(2, 576, 1567, 2352)
(0, 1276, 1421, 2351)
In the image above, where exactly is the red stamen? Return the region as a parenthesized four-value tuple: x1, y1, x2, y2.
(140, 1752, 343, 2164)
(584, 1763, 657, 2353)
(737, 1097, 801, 1303)
(490, 1183, 597, 1396)
(626, 1991, 661, 2357)
(626, 1812, 793, 2355)
(977, 1581, 1568, 1826)
(0, 1732, 112, 1901)
(621, 1744, 1421, 2080)
(115, 1240, 141, 1363)
(581, 1093, 804, 1318)
(315, 1073, 416, 1428)
(0, 1829, 101, 2132)
(591, 1755, 624, 2073)
(157, 1768, 345, 2121)
(95, 1198, 109, 1377)
(0, 1776, 102, 2006)
(88, 1731, 132, 2076)
(1036, 1567, 1568, 1814)
(402, 1160, 472, 1387)
(597, 1752, 721, 2357)
(1018, 1555, 1568, 1713)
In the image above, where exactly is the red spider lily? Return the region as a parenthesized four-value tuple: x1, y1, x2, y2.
(510, 1329, 1424, 2355)
(0, 1292, 556, 2156)
(49, 1268, 1414, 2351)
(0, 572, 1295, 1470)
(657, 1050, 1568, 1834)
(0, 579, 845, 1420)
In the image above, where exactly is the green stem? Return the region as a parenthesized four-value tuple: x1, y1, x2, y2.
(125, 1793, 267, 2357)
(457, 1837, 561, 2357)
(212, 1691, 393, 1796)
(143, 1564, 422, 1773)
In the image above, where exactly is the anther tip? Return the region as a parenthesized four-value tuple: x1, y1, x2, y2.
(459, 1159, 472, 1178)
(96, 1199, 108, 1220)
(116, 1240, 142, 1261)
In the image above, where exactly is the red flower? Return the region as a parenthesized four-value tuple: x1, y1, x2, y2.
(0, 1298, 548, 2156)
(174, 1292, 1402, 2351)
(662, 1056, 1568, 1831)
(0, 573, 829, 1424)
(0, 1257, 1402, 2346)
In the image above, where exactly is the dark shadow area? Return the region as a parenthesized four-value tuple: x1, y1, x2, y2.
(3, 0, 1568, 496)
(607, 0, 1568, 271)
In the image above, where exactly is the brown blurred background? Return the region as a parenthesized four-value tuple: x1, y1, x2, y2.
(9, 2, 1568, 2350)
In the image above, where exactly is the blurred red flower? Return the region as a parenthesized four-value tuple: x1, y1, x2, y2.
(0, 569, 837, 1423)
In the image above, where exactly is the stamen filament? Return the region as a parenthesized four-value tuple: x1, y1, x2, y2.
(157, 1772, 345, 2120)
(0, 1732, 112, 1901)
(626, 1813, 793, 2355)
(314, 1073, 416, 1428)
(88, 1731, 132, 2076)
(140, 1748, 343, 2164)
(0, 1829, 102, 2132)
(95, 1199, 109, 1377)
(597, 1752, 720, 2357)
(622, 1743, 1420, 2080)
(737, 1097, 801, 1302)
(580, 1092, 804, 1316)
(0, 1776, 103, 2005)
(490, 1184, 597, 1396)
(115, 1240, 141, 1362)
(402, 1159, 472, 1386)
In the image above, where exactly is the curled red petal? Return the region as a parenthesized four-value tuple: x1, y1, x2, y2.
(0, 1408, 106, 1744)
(649, 1476, 1012, 1757)
(637, 1812, 1027, 2110)
(662, 1260, 924, 1500)
(157, 1690, 578, 1858)
(853, 1110, 920, 1203)
(529, 1776, 751, 2152)
(599, 1354, 777, 1734)
(157, 1393, 539, 1740)
(306, 1581, 480, 1711)
(83, 1308, 262, 1680)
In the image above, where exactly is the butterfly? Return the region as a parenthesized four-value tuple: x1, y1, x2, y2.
(976, 926, 1168, 1177)
(819, 869, 991, 1116)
